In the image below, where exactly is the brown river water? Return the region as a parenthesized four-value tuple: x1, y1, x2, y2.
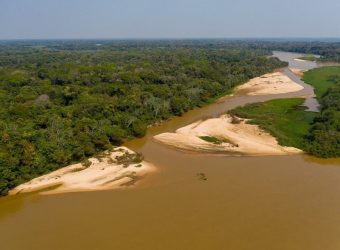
(1, 52, 340, 250)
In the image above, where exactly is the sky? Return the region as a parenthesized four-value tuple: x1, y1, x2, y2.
(0, 0, 340, 39)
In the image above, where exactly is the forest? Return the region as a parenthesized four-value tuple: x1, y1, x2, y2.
(303, 67, 340, 158)
(246, 40, 340, 62)
(0, 40, 287, 195)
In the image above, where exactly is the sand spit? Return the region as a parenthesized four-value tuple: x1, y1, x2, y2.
(9, 147, 155, 195)
(294, 58, 308, 62)
(290, 68, 306, 77)
(235, 72, 304, 96)
(154, 115, 302, 156)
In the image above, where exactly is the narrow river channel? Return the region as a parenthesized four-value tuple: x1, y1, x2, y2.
(1, 52, 340, 250)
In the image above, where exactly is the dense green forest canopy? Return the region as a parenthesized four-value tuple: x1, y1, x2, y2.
(0, 40, 287, 195)
(1, 39, 340, 61)
(303, 67, 340, 158)
(248, 40, 340, 62)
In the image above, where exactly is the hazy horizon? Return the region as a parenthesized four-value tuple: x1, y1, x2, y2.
(1, 37, 340, 41)
(1, 0, 340, 39)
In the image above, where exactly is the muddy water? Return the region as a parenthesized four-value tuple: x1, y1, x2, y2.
(1, 52, 340, 250)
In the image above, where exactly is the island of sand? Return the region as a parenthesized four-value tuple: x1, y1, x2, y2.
(10, 147, 155, 195)
(294, 58, 309, 63)
(235, 72, 303, 96)
(289, 68, 306, 77)
(154, 72, 305, 156)
(154, 115, 302, 156)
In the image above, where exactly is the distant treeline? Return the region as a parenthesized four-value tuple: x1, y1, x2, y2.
(0, 42, 286, 195)
(1, 39, 339, 62)
(0, 39, 340, 62)
(259, 41, 340, 62)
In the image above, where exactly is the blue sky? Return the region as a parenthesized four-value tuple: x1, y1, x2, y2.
(0, 0, 339, 39)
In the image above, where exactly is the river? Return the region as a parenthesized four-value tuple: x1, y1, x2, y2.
(1, 52, 340, 250)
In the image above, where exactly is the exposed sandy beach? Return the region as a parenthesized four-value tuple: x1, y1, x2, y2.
(154, 115, 302, 156)
(10, 71, 305, 195)
(235, 72, 303, 96)
(294, 58, 308, 62)
(154, 71, 305, 156)
(9, 147, 155, 195)
(290, 68, 306, 77)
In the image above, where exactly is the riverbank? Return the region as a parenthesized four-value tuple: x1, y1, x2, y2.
(290, 68, 306, 77)
(294, 58, 309, 63)
(8, 70, 299, 196)
(154, 114, 302, 156)
(301, 66, 340, 157)
(9, 147, 155, 195)
(230, 98, 316, 149)
(154, 71, 307, 156)
(8, 66, 321, 195)
(235, 72, 303, 96)
(302, 66, 340, 98)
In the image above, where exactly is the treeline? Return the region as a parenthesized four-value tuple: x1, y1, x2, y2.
(0, 42, 286, 195)
(304, 69, 340, 158)
(259, 41, 340, 62)
(1, 39, 339, 62)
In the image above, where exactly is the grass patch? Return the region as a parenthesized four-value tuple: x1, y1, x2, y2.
(115, 152, 144, 168)
(298, 55, 317, 61)
(302, 66, 340, 98)
(230, 98, 316, 149)
(199, 136, 234, 145)
(81, 159, 92, 168)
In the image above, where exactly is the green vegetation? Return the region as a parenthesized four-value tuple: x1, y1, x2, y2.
(0, 40, 287, 195)
(198, 136, 235, 145)
(230, 98, 316, 149)
(261, 41, 340, 62)
(115, 151, 144, 168)
(303, 67, 340, 158)
(231, 66, 340, 158)
(298, 55, 317, 61)
(303, 66, 340, 97)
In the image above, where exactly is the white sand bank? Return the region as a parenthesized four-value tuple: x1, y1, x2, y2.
(154, 115, 302, 156)
(235, 72, 304, 96)
(294, 58, 308, 62)
(289, 68, 306, 77)
(9, 147, 155, 195)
